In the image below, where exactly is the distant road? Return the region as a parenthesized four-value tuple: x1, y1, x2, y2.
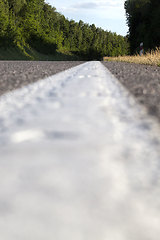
(0, 61, 160, 240)
(0, 60, 160, 121)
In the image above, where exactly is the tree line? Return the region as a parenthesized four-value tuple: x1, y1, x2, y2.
(125, 0, 160, 54)
(0, 0, 129, 59)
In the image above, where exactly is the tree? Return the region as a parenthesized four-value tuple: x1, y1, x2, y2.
(124, 0, 160, 53)
(0, 0, 9, 40)
(0, 0, 129, 59)
(8, 0, 26, 14)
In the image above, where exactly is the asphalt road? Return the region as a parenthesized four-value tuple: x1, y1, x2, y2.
(0, 60, 160, 122)
(103, 61, 160, 121)
(0, 61, 160, 240)
(0, 61, 84, 96)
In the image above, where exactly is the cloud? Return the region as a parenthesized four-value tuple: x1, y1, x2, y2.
(72, 2, 98, 9)
(71, 0, 122, 10)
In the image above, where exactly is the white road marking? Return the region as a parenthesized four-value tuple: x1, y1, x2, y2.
(0, 61, 160, 240)
(11, 129, 44, 143)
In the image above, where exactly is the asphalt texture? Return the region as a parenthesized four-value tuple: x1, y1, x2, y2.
(1, 61, 160, 240)
(0, 61, 84, 96)
(103, 61, 160, 121)
(0, 60, 160, 122)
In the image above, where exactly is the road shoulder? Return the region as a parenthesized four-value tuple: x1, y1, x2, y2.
(103, 61, 160, 122)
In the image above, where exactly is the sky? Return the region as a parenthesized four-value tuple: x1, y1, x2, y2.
(45, 0, 128, 36)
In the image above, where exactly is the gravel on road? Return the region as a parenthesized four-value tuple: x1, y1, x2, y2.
(103, 61, 160, 121)
(0, 61, 84, 96)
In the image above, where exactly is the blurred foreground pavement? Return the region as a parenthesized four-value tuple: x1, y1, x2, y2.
(0, 61, 160, 240)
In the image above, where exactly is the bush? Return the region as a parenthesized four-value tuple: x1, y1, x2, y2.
(28, 33, 57, 55)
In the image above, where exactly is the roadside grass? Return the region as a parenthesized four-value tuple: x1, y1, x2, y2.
(103, 48, 160, 67)
(27, 48, 82, 61)
(0, 46, 31, 60)
(0, 46, 82, 61)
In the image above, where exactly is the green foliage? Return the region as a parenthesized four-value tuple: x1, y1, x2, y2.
(0, 0, 9, 45)
(0, 0, 129, 59)
(125, 0, 160, 53)
(28, 33, 57, 54)
(8, 0, 26, 14)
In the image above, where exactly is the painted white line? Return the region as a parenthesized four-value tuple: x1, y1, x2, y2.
(0, 61, 160, 240)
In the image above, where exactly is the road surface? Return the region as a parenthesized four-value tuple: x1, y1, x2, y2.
(0, 61, 160, 240)
(103, 61, 160, 121)
(1, 60, 160, 121)
(0, 61, 84, 96)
